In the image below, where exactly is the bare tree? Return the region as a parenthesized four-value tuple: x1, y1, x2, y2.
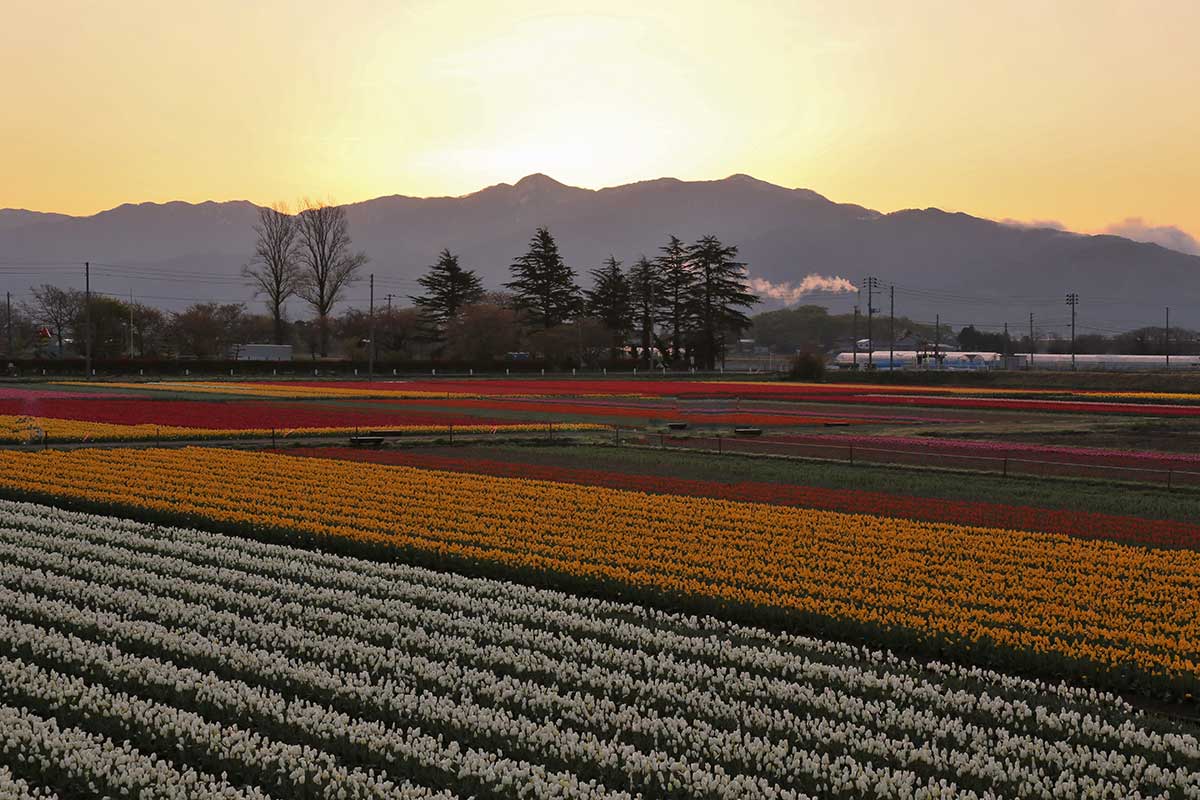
(294, 200, 368, 356)
(242, 202, 300, 345)
(25, 284, 82, 357)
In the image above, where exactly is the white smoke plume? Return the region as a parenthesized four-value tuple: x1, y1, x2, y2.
(749, 274, 858, 305)
(999, 218, 1067, 231)
(1101, 217, 1200, 255)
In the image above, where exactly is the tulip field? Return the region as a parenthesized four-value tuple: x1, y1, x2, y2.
(0, 446, 1197, 695)
(286, 446, 1200, 549)
(0, 393, 606, 442)
(2, 375, 1200, 796)
(2, 500, 1199, 799)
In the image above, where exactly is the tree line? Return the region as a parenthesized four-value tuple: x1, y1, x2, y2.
(3, 203, 759, 367)
(408, 227, 758, 369)
(239, 199, 759, 368)
(752, 305, 1200, 357)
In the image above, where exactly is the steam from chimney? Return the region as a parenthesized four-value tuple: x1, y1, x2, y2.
(749, 274, 857, 305)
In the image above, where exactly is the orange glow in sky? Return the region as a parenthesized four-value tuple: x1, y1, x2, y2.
(2, 0, 1196, 240)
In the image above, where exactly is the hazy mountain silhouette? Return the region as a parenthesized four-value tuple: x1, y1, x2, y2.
(0, 209, 74, 231)
(2, 175, 1196, 328)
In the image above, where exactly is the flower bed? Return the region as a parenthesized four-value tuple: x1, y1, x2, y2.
(292, 447, 1200, 550)
(0, 397, 511, 430)
(0, 447, 1195, 700)
(0, 414, 601, 443)
(1, 499, 1196, 797)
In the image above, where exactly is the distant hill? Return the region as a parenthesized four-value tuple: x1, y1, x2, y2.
(2, 175, 1196, 329)
(0, 208, 74, 231)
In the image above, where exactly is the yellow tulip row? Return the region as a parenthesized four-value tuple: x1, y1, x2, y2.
(0, 446, 1194, 684)
(0, 415, 601, 443)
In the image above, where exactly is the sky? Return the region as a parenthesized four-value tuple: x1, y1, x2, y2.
(2, 0, 1197, 249)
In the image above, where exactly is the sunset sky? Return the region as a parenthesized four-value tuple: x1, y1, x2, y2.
(3, 0, 1197, 246)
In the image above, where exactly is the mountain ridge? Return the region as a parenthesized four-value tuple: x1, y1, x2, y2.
(1, 174, 1195, 328)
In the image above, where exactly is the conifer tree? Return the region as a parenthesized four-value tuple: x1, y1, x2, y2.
(627, 256, 663, 367)
(686, 235, 759, 369)
(656, 235, 694, 364)
(411, 249, 484, 337)
(505, 227, 582, 329)
(584, 256, 633, 361)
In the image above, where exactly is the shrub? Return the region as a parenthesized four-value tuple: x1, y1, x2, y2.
(788, 351, 826, 380)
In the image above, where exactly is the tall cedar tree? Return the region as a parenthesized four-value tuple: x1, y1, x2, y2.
(411, 249, 484, 338)
(505, 227, 582, 329)
(295, 201, 368, 356)
(584, 256, 633, 361)
(242, 202, 300, 345)
(686, 235, 759, 369)
(627, 256, 663, 367)
(656, 235, 693, 364)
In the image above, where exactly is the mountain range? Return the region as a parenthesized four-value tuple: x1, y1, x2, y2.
(2, 173, 1196, 330)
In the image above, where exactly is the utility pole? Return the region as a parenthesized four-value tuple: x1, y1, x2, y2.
(368, 273, 375, 382)
(852, 296, 859, 369)
(934, 313, 941, 370)
(5, 292, 11, 356)
(84, 262, 92, 379)
(1165, 306, 1170, 370)
(863, 276, 880, 368)
(385, 293, 394, 356)
(888, 284, 895, 372)
(1029, 312, 1035, 368)
(1065, 293, 1079, 370)
(129, 290, 135, 358)
(1003, 322, 1009, 361)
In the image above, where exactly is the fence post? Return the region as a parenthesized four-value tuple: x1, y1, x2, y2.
(660, 432, 665, 449)
(1167, 469, 1173, 490)
(1003, 457, 1008, 478)
(718, 436, 722, 455)
(849, 444, 854, 465)
(449, 424, 453, 444)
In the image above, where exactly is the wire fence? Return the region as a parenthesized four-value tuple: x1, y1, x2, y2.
(621, 430, 1200, 489)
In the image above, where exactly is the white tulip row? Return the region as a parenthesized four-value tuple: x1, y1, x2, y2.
(0, 766, 59, 800)
(0, 703, 273, 800)
(0, 499, 1197, 799)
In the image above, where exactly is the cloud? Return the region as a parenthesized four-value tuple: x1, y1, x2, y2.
(998, 218, 1067, 231)
(1100, 217, 1199, 255)
(750, 275, 857, 305)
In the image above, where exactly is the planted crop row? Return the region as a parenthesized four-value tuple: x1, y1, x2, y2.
(0, 447, 1195, 699)
(2, 499, 1197, 798)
